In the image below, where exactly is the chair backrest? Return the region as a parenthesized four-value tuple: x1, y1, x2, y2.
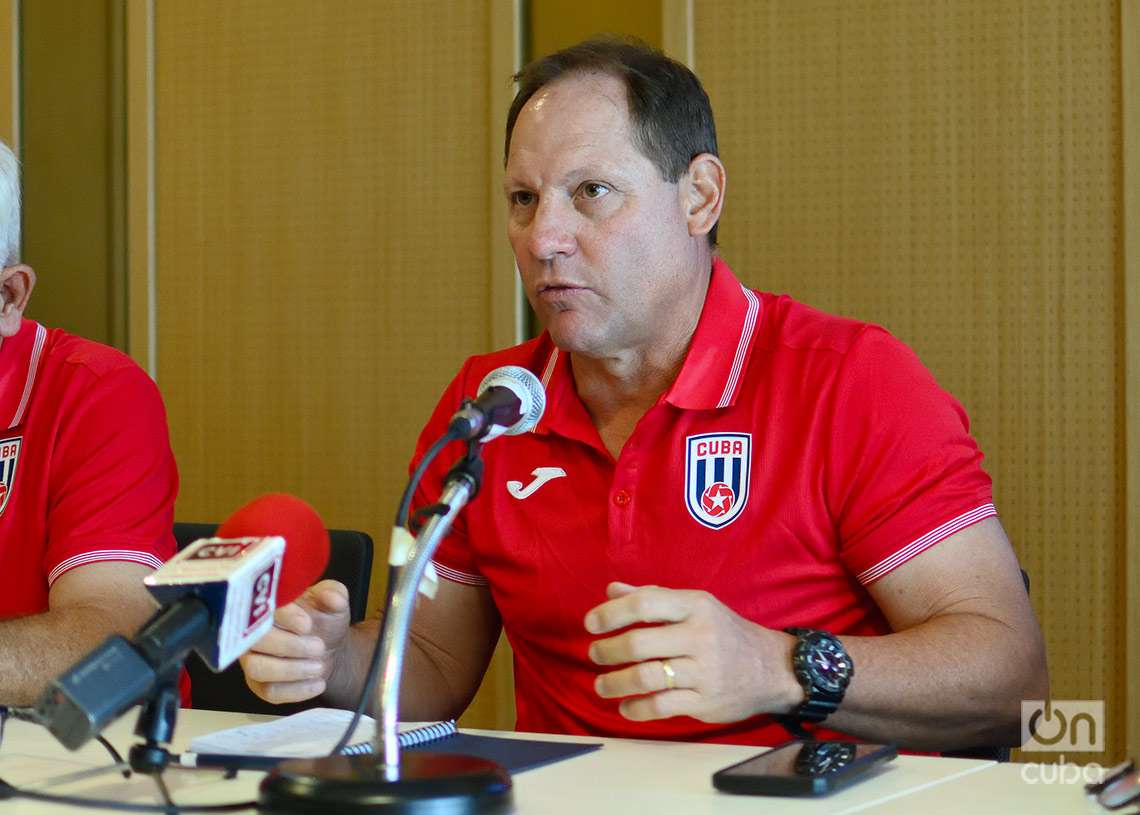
(172, 522, 374, 714)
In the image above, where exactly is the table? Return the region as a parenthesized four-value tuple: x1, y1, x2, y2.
(0, 709, 1106, 813)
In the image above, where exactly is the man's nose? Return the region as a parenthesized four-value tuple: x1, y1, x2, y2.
(527, 198, 577, 260)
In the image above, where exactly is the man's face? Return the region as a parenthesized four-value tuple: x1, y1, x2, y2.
(504, 73, 703, 359)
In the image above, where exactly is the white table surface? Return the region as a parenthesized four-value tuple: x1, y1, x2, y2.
(0, 709, 1105, 813)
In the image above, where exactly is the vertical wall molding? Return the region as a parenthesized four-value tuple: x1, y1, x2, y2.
(662, 0, 693, 68)
(1123, 0, 1139, 763)
(125, 0, 155, 376)
(108, 0, 128, 351)
(489, 0, 523, 350)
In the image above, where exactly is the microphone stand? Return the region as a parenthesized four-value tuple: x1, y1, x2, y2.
(128, 675, 180, 776)
(376, 441, 482, 774)
(259, 439, 513, 815)
(127, 676, 183, 809)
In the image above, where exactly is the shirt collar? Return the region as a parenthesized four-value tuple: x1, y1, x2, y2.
(533, 257, 762, 443)
(532, 339, 600, 447)
(0, 319, 47, 431)
(664, 257, 762, 410)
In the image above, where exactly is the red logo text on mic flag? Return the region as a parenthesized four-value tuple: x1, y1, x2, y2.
(189, 541, 252, 560)
(245, 560, 280, 635)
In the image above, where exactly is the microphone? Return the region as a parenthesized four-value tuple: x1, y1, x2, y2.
(35, 494, 330, 751)
(447, 365, 546, 441)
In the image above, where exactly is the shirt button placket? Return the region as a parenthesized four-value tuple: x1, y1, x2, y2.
(609, 455, 637, 557)
(608, 485, 634, 559)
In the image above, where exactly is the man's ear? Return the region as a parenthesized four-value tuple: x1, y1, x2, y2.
(681, 153, 726, 239)
(0, 264, 36, 338)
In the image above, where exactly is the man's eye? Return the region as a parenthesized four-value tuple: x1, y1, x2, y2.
(581, 182, 610, 200)
(510, 191, 536, 207)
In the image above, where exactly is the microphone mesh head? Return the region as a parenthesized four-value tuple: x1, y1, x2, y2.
(477, 365, 546, 435)
(216, 494, 330, 605)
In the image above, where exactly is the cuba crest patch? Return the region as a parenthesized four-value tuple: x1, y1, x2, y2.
(0, 436, 21, 518)
(685, 432, 751, 529)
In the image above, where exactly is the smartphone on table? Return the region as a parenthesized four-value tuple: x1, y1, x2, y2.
(712, 740, 897, 796)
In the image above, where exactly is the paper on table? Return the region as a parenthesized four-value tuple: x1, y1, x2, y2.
(187, 707, 440, 758)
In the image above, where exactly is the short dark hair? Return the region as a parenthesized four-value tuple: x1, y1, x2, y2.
(505, 36, 720, 245)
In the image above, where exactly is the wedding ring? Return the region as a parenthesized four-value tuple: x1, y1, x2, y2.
(660, 659, 677, 690)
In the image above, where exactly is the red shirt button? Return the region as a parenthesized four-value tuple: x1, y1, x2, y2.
(613, 490, 631, 507)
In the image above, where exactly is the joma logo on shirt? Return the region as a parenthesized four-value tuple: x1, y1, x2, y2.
(0, 436, 21, 519)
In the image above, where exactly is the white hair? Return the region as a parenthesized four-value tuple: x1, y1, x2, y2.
(0, 141, 19, 266)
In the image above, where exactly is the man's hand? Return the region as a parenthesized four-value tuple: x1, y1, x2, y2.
(240, 579, 352, 705)
(585, 581, 803, 722)
(239, 576, 503, 719)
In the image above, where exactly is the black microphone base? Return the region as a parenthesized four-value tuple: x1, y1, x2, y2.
(258, 752, 513, 815)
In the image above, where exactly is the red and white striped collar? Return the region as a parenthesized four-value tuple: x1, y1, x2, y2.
(664, 257, 762, 410)
(0, 319, 48, 431)
(531, 343, 580, 439)
(533, 257, 762, 430)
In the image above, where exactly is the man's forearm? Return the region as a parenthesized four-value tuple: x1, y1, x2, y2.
(824, 612, 1049, 750)
(324, 621, 476, 722)
(0, 605, 147, 705)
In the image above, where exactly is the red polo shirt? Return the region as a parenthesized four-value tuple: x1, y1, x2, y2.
(413, 259, 994, 744)
(0, 319, 178, 617)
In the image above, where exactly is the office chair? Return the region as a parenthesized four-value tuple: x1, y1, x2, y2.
(172, 522, 374, 715)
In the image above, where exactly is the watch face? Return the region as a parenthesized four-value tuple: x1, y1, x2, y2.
(804, 636, 852, 693)
(793, 742, 857, 776)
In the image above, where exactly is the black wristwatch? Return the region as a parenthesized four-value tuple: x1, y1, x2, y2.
(785, 628, 854, 724)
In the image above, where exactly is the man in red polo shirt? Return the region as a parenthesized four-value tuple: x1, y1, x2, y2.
(0, 141, 178, 704)
(242, 40, 1047, 751)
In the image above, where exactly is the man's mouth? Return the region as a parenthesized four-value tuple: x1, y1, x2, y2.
(537, 283, 587, 295)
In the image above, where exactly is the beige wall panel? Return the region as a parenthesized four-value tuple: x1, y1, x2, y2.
(0, 0, 15, 148)
(530, 0, 661, 55)
(153, 1, 516, 728)
(697, 1, 1123, 760)
(19, 0, 116, 343)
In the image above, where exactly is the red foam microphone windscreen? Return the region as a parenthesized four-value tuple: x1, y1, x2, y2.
(216, 493, 330, 605)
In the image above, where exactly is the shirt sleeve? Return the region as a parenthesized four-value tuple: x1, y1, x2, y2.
(44, 364, 179, 585)
(411, 358, 488, 586)
(826, 328, 995, 585)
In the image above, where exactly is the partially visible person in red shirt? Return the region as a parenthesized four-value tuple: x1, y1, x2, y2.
(0, 139, 179, 704)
